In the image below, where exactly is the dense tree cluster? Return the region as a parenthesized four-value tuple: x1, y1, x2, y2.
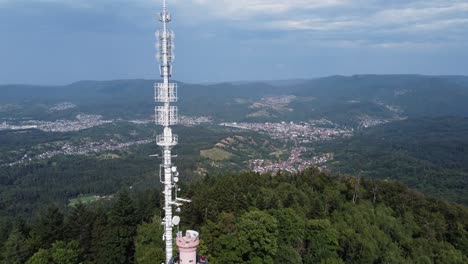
(317, 117, 468, 204)
(0, 189, 160, 264)
(0, 168, 467, 263)
(184, 169, 468, 263)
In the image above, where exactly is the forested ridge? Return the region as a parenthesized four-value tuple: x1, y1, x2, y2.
(1, 168, 467, 264)
(317, 117, 468, 204)
(2, 75, 468, 124)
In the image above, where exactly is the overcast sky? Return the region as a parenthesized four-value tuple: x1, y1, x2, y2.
(0, 0, 467, 85)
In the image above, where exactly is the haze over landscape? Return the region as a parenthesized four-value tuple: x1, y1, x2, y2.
(1, 1, 468, 264)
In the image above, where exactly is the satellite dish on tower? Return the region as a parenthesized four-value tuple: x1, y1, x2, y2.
(172, 216, 181, 226)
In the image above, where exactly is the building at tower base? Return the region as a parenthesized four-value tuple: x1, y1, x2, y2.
(169, 231, 207, 264)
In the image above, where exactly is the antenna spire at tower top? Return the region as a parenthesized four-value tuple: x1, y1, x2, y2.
(159, 0, 172, 25)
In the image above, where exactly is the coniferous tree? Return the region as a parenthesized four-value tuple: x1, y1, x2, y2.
(65, 203, 96, 261)
(134, 190, 160, 223)
(30, 205, 64, 250)
(94, 191, 137, 264)
(0, 219, 12, 261)
(134, 215, 164, 264)
(90, 207, 108, 263)
(1, 227, 32, 264)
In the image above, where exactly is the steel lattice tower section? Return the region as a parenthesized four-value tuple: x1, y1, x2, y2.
(154, 0, 189, 263)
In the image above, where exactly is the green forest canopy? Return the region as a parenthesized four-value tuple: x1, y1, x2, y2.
(0, 168, 467, 264)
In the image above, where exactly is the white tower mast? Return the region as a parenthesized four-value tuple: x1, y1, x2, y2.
(154, 0, 187, 263)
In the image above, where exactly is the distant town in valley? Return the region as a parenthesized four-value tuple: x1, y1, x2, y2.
(0, 90, 441, 175)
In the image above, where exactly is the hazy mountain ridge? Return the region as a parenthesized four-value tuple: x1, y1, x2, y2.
(291, 75, 468, 118)
(1, 75, 468, 124)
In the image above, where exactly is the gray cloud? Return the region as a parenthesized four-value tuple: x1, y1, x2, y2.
(0, 0, 466, 84)
(166, 0, 468, 48)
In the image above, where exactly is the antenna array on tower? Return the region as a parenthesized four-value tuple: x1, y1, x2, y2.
(153, 1, 204, 264)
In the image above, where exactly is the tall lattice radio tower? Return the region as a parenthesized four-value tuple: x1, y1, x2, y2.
(154, 1, 204, 264)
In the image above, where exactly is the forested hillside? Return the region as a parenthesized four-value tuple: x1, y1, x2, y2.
(316, 117, 468, 204)
(292, 75, 468, 117)
(2, 75, 468, 123)
(1, 169, 467, 264)
(0, 125, 231, 218)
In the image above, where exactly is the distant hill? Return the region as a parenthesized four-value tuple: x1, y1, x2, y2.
(292, 75, 468, 119)
(1, 75, 468, 124)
